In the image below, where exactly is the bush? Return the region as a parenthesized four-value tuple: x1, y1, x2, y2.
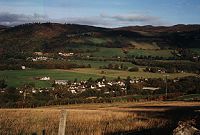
(128, 67, 139, 72)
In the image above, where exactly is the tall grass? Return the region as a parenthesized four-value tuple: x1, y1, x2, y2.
(0, 108, 167, 135)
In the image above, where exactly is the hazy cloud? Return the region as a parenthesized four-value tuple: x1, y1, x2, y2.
(0, 12, 49, 26)
(64, 17, 114, 27)
(0, 12, 169, 27)
(100, 13, 167, 26)
(0, 12, 115, 27)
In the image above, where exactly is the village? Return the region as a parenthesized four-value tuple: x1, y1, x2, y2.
(6, 76, 163, 98)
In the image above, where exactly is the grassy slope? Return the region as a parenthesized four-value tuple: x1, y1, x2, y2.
(77, 47, 173, 58)
(1, 23, 200, 55)
(0, 101, 200, 135)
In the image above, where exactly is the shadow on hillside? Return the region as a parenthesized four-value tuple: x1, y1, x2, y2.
(106, 105, 200, 135)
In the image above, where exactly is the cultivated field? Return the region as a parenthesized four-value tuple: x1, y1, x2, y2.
(69, 60, 134, 68)
(0, 101, 200, 135)
(63, 68, 196, 79)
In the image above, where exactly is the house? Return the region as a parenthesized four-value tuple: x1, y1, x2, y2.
(19, 91, 23, 94)
(34, 52, 43, 56)
(54, 80, 68, 85)
(40, 77, 50, 81)
(86, 97, 97, 100)
(71, 90, 77, 94)
(118, 81, 125, 86)
(21, 66, 26, 70)
(32, 57, 48, 61)
(0, 90, 5, 93)
(91, 85, 96, 89)
(58, 52, 74, 57)
(142, 87, 160, 91)
(32, 90, 37, 93)
(104, 91, 110, 94)
(107, 82, 113, 86)
(97, 82, 105, 88)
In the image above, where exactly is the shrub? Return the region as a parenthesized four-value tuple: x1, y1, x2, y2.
(128, 67, 139, 72)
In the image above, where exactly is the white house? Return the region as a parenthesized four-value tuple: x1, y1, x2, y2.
(142, 87, 160, 91)
(21, 66, 26, 70)
(58, 52, 74, 57)
(71, 90, 77, 94)
(40, 77, 50, 81)
(54, 80, 68, 85)
(97, 82, 105, 88)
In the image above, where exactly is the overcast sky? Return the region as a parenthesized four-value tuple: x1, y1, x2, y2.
(0, 0, 200, 27)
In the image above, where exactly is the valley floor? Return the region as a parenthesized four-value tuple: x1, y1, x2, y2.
(0, 68, 196, 88)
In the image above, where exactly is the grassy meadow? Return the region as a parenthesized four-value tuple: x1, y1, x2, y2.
(63, 68, 196, 79)
(0, 101, 200, 135)
(127, 49, 174, 58)
(0, 68, 196, 87)
(0, 69, 102, 88)
(69, 59, 134, 68)
(0, 68, 196, 88)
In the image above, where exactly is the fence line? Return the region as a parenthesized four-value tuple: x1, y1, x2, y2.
(58, 109, 67, 135)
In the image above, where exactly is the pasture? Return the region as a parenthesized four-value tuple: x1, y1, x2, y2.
(69, 59, 134, 68)
(126, 49, 174, 58)
(0, 68, 196, 88)
(63, 68, 196, 79)
(66, 44, 174, 58)
(0, 69, 102, 88)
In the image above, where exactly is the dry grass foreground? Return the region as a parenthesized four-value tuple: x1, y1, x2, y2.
(0, 101, 200, 135)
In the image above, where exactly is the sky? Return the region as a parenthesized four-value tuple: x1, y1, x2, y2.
(0, 0, 200, 27)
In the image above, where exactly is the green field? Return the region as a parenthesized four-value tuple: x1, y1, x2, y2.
(69, 60, 134, 68)
(90, 48, 174, 58)
(67, 45, 174, 58)
(1, 68, 196, 88)
(88, 37, 108, 44)
(0, 69, 103, 88)
(65, 68, 196, 80)
(127, 49, 174, 58)
(90, 47, 125, 58)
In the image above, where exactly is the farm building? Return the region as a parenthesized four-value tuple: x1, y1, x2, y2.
(40, 77, 50, 81)
(54, 80, 68, 85)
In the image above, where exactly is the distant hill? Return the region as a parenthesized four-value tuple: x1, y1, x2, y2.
(0, 23, 200, 53)
(116, 24, 200, 34)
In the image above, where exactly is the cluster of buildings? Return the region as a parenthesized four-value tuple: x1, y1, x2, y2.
(26, 56, 50, 62)
(58, 52, 74, 57)
(26, 52, 76, 62)
(53, 78, 160, 94)
(0, 77, 162, 96)
(54, 79, 126, 94)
